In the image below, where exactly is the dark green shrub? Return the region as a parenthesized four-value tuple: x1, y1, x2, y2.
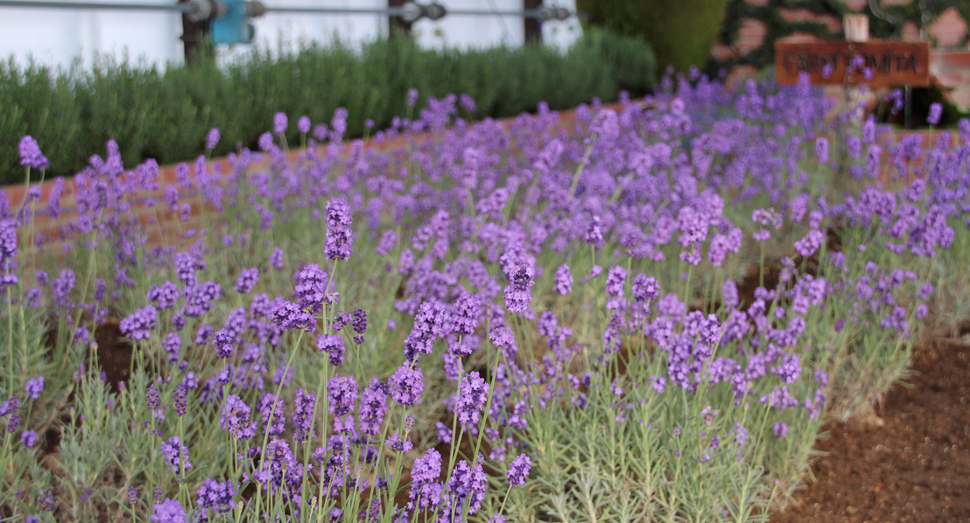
(575, 0, 728, 75)
(0, 31, 655, 185)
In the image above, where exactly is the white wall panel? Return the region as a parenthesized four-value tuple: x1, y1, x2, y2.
(0, 0, 581, 70)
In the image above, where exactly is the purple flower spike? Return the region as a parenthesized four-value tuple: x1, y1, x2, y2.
(927, 102, 942, 125)
(359, 377, 389, 435)
(352, 308, 368, 335)
(605, 266, 627, 298)
(147, 384, 160, 411)
(504, 265, 535, 314)
(451, 291, 481, 339)
(389, 364, 424, 406)
(196, 478, 236, 515)
(317, 334, 346, 366)
(213, 329, 235, 359)
(205, 128, 220, 150)
(220, 395, 255, 440)
(258, 132, 274, 152)
(455, 371, 489, 428)
(258, 393, 286, 436)
(269, 247, 285, 269)
(19, 136, 49, 170)
(297, 115, 311, 134)
(408, 448, 443, 511)
(554, 264, 573, 295)
(815, 137, 829, 164)
(328, 375, 358, 421)
(273, 112, 288, 135)
(160, 437, 192, 480)
(442, 455, 487, 518)
(121, 306, 158, 340)
(25, 377, 44, 400)
(507, 454, 532, 486)
(151, 498, 188, 523)
(21, 430, 37, 448)
(325, 198, 355, 261)
(773, 421, 788, 439)
(631, 274, 660, 303)
(234, 267, 259, 294)
(292, 387, 317, 443)
(173, 384, 187, 417)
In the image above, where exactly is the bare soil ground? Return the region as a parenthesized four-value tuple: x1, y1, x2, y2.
(771, 337, 970, 523)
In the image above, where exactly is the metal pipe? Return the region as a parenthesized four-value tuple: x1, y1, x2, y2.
(260, 5, 408, 15)
(261, 7, 574, 19)
(0, 0, 580, 20)
(0, 0, 192, 11)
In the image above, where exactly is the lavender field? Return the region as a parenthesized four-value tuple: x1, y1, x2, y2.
(1, 73, 968, 523)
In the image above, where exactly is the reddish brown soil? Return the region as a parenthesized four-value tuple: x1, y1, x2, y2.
(771, 337, 970, 523)
(94, 319, 133, 393)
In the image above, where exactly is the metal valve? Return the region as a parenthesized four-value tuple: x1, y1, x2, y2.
(537, 5, 570, 21)
(424, 2, 445, 21)
(244, 0, 266, 18)
(185, 0, 226, 22)
(399, 1, 447, 23)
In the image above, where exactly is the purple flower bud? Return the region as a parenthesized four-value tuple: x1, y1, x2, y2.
(6, 414, 20, 433)
(147, 384, 160, 411)
(173, 384, 187, 417)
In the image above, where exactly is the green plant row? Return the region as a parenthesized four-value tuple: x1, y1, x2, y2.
(0, 29, 655, 186)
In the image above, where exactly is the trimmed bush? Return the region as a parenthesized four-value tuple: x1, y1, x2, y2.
(576, 0, 728, 75)
(0, 32, 655, 185)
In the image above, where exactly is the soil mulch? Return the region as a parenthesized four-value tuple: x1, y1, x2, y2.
(771, 337, 970, 523)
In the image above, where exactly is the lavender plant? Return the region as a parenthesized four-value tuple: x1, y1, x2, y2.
(0, 70, 967, 523)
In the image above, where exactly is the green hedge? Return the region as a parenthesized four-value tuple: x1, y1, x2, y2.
(0, 31, 655, 185)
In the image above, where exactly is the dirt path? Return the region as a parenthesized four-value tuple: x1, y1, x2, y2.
(771, 337, 970, 523)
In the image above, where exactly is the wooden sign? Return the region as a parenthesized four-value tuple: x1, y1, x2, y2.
(775, 40, 931, 87)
